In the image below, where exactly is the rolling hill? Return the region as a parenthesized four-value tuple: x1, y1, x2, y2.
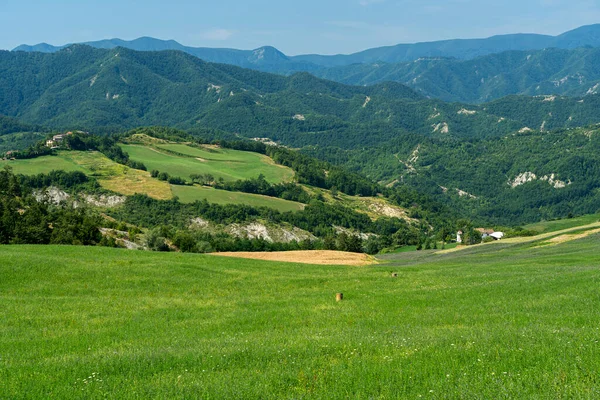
(0, 138, 304, 213)
(3, 46, 600, 224)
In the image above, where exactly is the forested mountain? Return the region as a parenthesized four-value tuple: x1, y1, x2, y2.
(295, 24, 600, 66)
(13, 38, 322, 74)
(0, 45, 423, 129)
(307, 125, 600, 224)
(2, 45, 600, 139)
(12, 25, 600, 104)
(14, 24, 600, 67)
(3, 45, 600, 224)
(314, 47, 600, 103)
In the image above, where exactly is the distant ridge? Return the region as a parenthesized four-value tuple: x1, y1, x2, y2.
(13, 37, 320, 74)
(13, 24, 600, 68)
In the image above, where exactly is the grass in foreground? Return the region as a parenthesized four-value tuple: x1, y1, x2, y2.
(171, 184, 304, 212)
(2, 235, 600, 398)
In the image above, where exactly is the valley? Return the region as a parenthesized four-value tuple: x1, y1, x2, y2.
(3, 16, 600, 398)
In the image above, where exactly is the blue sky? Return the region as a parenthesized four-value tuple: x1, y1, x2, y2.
(2, 0, 599, 55)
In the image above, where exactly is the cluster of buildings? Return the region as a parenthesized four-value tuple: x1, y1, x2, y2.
(2, 150, 16, 160)
(45, 131, 74, 149)
(456, 228, 505, 243)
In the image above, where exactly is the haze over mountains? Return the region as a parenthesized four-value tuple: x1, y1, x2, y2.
(13, 24, 600, 103)
(14, 24, 600, 66)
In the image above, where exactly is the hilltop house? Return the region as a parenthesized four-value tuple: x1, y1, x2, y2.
(46, 131, 75, 148)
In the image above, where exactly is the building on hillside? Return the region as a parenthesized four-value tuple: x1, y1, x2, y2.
(52, 131, 75, 142)
(490, 232, 505, 240)
(3, 150, 16, 160)
(476, 228, 495, 239)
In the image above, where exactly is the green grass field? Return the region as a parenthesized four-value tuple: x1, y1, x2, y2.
(525, 213, 600, 234)
(0, 154, 86, 175)
(2, 233, 600, 398)
(0, 148, 302, 208)
(171, 185, 304, 212)
(120, 144, 294, 183)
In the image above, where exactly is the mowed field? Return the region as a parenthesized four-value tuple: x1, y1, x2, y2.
(120, 144, 294, 183)
(0, 151, 173, 200)
(2, 234, 600, 398)
(0, 150, 305, 212)
(171, 185, 304, 212)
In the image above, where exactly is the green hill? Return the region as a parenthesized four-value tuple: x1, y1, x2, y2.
(0, 142, 304, 213)
(119, 142, 293, 184)
(3, 45, 600, 145)
(310, 124, 600, 225)
(3, 230, 600, 397)
(314, 47, 600, 103)
(4, 47, 600, 224)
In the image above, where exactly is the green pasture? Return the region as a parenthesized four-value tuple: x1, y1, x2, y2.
(525, 213, 600, 234)
(0, 154, 86, 175)
(120, 144, 293, 183)
(172, 184, 304, 212)
(2, 233, 600, 398)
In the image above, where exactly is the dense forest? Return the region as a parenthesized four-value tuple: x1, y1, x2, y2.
(3, 45, 600, 228)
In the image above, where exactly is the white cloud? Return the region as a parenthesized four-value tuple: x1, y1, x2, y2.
(199, 29, 235, 41)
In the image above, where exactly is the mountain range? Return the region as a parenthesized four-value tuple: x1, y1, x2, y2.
(4, 45, 600, 137)
(314, 47, 600, 103)
(3, 44, 600, 224)
(12, 24, 600, 67)
(12, 24, 600, 104)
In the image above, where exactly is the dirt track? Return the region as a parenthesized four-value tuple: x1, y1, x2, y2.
(210, 250, 378, 266)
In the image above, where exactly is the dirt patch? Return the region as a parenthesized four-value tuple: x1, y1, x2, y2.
(211, 250, 378, 266)
(546, 228, 600, 245)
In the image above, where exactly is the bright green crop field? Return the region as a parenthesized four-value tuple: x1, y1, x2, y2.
(120, 144, 294, 183)
(2, 235, 600, 398)
(0, 154, 86, 175)
(171, 184, 304, 212)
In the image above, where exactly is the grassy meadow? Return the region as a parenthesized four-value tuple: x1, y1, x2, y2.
(0, 148, 303, 209)
(525, 214, 600, 234)
(2, 233, 600, 398)
(120, 144, 294, 183)
(171, 184, 304, 212)
(0, 153, 86, 175)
